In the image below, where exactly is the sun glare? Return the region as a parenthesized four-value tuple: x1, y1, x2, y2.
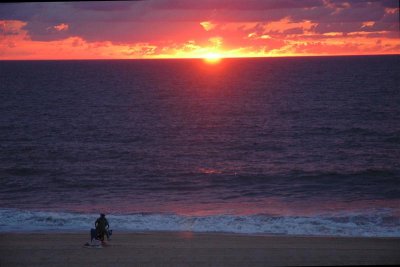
(203, 53, 222, 64)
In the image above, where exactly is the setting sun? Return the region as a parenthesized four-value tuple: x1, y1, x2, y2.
(203, 53, 222, 64)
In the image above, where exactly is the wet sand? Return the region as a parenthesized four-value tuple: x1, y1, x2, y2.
(1, 232, 399, 267)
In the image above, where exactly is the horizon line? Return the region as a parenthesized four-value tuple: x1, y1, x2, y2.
(1, 53, 399, 61)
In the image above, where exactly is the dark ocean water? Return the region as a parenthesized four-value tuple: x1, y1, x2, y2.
(0, 56, 399, 236)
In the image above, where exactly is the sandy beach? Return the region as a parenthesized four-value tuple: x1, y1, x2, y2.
(1, 232, 399, 267)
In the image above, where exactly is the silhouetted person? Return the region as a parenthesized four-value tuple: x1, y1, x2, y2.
(95, 213, 109, 241)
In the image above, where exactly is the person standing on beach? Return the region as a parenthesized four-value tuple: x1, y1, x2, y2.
(95, 213, 110, 241)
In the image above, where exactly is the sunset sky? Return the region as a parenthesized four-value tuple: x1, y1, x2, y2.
(0, 0, 399, 59)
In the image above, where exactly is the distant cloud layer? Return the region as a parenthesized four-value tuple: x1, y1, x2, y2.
(0, 0, 399, 59)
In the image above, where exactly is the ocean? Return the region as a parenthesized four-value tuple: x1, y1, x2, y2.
(0, 55, 399, 236)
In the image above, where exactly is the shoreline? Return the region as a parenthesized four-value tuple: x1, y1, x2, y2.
(2, 229, 400, 239)
(1, 232, 399, 266)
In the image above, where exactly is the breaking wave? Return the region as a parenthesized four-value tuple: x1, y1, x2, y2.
(0, 208, 399, 237)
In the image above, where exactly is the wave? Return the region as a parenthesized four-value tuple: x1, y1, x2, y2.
(0, 208, 399, 237)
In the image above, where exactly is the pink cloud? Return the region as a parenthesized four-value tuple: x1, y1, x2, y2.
(53, 23, 69, 31)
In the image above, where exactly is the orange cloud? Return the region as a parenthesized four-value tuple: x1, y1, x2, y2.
(0, 20, 147, 59)
(265, 18, 317, 34)
(0, 20, 26, 37)
(361, 21, 375, 28)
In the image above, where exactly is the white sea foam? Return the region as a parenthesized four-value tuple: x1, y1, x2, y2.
(0, 208, 399, 237)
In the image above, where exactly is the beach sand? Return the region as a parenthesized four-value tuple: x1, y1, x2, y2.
(1, 232, 399, 267)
